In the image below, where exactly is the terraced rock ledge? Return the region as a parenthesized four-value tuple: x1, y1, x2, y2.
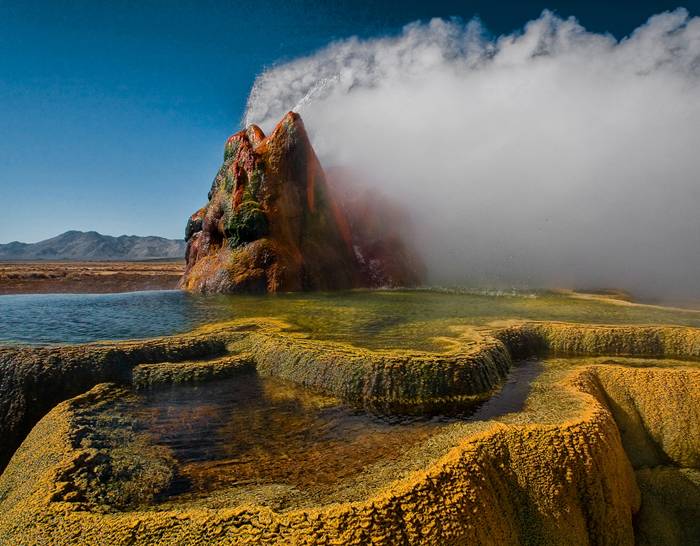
(1, 319, 699, 544)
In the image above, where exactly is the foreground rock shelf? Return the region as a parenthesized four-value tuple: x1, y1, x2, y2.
(1, 319, 699, 544)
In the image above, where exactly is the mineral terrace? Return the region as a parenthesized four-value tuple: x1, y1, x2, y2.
(1, 317, 699, 544)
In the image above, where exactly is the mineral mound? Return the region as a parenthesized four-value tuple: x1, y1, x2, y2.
(180, 112, 423, 293)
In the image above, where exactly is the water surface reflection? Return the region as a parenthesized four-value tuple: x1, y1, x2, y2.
(132, 361, 543, 499)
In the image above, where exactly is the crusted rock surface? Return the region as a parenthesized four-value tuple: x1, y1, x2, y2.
(180, 112, 422, 293)
(1, 320, 699, 544)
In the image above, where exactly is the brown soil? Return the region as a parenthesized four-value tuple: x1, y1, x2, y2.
(0, 261, 185, 294)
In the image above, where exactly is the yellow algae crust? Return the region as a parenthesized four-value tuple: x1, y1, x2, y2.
(498, 322, 700, 360)
(634, 467, 700, 545)
(1, 319, 700, 543)
(1, 365, 646, 545)
(2, 319, 700, 471)
(594, 366, 700, 468)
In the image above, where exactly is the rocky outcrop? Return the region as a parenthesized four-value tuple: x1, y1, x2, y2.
(180, 112, 422, 293)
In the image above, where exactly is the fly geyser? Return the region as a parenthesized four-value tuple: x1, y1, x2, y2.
(180, 112, 423, 293)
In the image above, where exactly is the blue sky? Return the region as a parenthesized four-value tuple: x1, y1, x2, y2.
(1, 0, 698, 243)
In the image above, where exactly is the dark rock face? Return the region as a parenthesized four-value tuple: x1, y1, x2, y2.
(180, 112, 423, 293)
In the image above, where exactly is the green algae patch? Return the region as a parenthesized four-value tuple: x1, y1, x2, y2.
(167, 289, 700, 351)
(133, 353, 256, 388)
(79, 289, 700, 353)
(241, 325, 511, 414)
(224, 200, 269, 248)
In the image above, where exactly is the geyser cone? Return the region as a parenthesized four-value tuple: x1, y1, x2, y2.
(180, 112, 422, 293)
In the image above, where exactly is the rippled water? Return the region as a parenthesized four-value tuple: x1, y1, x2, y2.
(2, 288, 700, 349)
(132, 361, 542, 499)
(0, 290, 216, 345)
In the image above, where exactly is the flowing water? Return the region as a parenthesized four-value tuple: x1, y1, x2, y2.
(131, 361, 543, 500)
(2, 289, 700, 350)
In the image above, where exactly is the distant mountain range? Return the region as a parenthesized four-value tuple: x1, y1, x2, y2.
(0, 231, 186, 261)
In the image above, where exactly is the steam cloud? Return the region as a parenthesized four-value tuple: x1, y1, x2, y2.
(245, 9, 700, 302)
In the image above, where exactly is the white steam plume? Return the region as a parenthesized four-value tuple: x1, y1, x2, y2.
(245, 9, 700, 302)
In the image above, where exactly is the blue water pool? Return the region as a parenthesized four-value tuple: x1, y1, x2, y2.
(0, 290, 228, 345)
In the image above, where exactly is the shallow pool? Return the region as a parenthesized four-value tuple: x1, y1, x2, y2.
(130, 360, 543, 500)
(2, 288, 700, 349)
